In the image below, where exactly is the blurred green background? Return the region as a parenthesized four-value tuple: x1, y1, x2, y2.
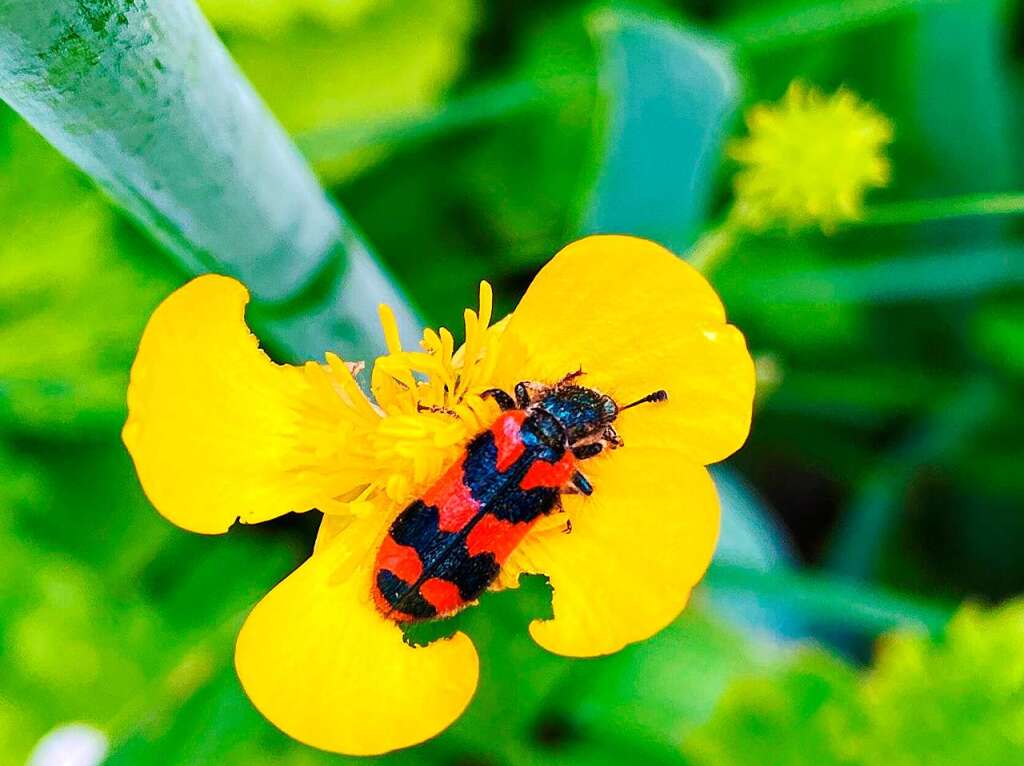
(3, 0, 1024, 764)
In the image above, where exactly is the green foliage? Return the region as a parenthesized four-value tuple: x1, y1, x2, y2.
(453, 7, 599, 265)
(203, 0, 478, 179)
(1, 542, 164, 755)
(714, 242, 867, 354)
(201, 0, 381, 33)
(0, 445, 156, 760)
(0, 108, 179, 434)
(0, 438, 301, 765)
(0, 440, 45, 514)
(544, 599, 778, 756)
(685, 601, 1024, 765)
(974, 304, 1024, 378)
(685, 650, 860, 766)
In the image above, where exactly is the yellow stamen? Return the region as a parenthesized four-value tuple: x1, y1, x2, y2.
(377, 304, 404, 355)
(308, 282, 507, 509)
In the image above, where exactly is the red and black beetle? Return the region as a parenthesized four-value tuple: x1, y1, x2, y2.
(372, 371, 667, 622)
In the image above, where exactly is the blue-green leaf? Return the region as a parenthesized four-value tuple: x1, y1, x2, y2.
(580, 12, 739, 252)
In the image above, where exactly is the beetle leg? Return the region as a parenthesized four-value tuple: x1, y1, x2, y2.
(557, 367, 585, 387)
(561, 474, 592, 496)
(514, 381, 532, 408)
(550, 494, 573, 533)
(481, 388, 516, 411)
(417, 403, 458, 417)
(572, 442, 603, 460)
(571, 471, 594, 495)
(603, 426, 623, 448)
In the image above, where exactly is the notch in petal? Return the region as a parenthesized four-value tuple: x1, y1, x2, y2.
(123, 275, 371, 534)
(507, 444, 720, 657)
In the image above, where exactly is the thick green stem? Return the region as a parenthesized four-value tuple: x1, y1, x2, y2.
(0, 0, 419, 360)
(861, 192, 1024, 227)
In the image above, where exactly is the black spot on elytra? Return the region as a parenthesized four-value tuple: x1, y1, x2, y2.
(379, 424, 565, 620)
(390, 500, 441, 549)
(463, 430, 560, 523)
(376, 569, 436, 619)
(451, 553, 500, 601)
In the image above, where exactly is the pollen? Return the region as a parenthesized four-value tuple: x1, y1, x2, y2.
(728, 81, 893, 233)
(297, 282, 505, 511)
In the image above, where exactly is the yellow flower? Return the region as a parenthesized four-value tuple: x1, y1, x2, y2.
(122, 235, 755, 755)
(728, 81, 893, 232)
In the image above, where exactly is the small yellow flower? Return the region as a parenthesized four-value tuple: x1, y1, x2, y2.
(728, 81, 893, 232)
(122, 236, 755, 755)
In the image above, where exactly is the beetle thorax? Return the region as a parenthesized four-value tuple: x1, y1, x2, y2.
(530, 385, 618, 446)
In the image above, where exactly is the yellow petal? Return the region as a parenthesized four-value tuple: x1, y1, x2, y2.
(235, 515, 479, 756)
(123, 275, 367, 534)
(506, 443, 719, 657)
(492, 235, 755, 465)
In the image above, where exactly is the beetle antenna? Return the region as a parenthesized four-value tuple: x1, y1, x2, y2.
(620, 390, 668, 410)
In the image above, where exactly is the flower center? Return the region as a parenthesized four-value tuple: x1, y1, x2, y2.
(307, 282, 506, 513)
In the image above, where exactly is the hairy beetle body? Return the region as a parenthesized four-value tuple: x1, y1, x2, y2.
(372, 376, 666, 622)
